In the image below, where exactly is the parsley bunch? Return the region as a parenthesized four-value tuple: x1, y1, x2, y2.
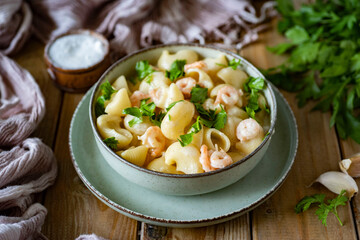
(264, 0, 360, 143)
(295, 190, 348, 226)
(95, 81, 117, 117)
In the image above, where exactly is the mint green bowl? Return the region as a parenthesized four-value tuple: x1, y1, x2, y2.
(89, 44, 277, 196)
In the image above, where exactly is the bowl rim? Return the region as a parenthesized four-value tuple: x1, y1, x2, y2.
(44, 29, 110, 73)
(89, 43, 277, 179)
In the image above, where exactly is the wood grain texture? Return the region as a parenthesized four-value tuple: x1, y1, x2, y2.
(339, 139, 360, 236)
(140, 215, 250, 240)
(244, 19, 357, 240)
(12, 38, 62, 147)
(41, 93, 138, 240)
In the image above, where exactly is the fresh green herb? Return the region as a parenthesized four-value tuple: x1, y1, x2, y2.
(100, 81, 117, 99)
(95, 96, 106, 117)
(166, 60, 186, 81)
(128, 76, 138, 85)
(178, 117, 202, 147)
(213, 106, 227, 130)
(135, 60, 155, 79)
(295, 190, 348, 226)
(194, 103, 227, 130)
(122, 99, 156, 127)
(262, 131, 270, 141)
(243, 77, 267, 119)
(190, 85, 208, 104)
(228, 59, 242, 70)
(103, 137, 118, 150)
(95, 81, 117, 117)
(216, 59, 241, 70)
(150, 112, 166, 127)
(145, 74, 153, 84)
(166, 100, 184, 112)
(168, 114, 171, 121)
(265, 0, 360, 143)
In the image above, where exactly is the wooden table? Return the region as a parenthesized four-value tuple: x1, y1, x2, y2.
(13, 15, 360, 240)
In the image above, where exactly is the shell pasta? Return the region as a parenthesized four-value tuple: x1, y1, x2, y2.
(95, 50, 270, 174)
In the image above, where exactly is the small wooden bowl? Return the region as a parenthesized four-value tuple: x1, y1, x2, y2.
(44, 29, 110, 92)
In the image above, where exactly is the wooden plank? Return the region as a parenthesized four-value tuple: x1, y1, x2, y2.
(339, 139, 360, 235)
(244, 19, 357, 240)
(140, 215, 250, 240)
(12, 38, 62, 147)
(42, 93, 139, 239)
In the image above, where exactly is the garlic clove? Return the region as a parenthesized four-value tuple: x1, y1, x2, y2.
(339, 153, 360, 178)
(314, 171, 358, 198)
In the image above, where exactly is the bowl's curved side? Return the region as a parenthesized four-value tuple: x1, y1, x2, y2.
(89, 44, 277, 195)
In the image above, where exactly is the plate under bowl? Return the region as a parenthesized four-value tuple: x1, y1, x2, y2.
(69, 86, 297, 227)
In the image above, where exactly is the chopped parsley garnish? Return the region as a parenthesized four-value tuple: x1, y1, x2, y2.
(166, 100, 184, 112)
(95, 81, 117, 117)
(295, 190, 348, 226)
(178, 116, 202, 147)
(194, 103, 227, 130)
(216, 59, 242, 70)
(166, 60, 186, 81)
(190, 85, 208, 104)
(103, 137, 118, 150)
(243, 77, 267, 119)
(228, 59, 242, 70)
(135, 60, 155, 79)
(123, 98, 156, 127)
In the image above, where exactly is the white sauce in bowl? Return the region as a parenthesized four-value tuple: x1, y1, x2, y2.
(48, 34, 107, 70)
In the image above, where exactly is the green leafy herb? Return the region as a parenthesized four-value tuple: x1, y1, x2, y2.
(166, 100, 184, 112)
(122, 99, 157, 127)
(190, 85, 208, 104)
(150, 112, 166, 127)
(128, 76, 138, 85)
(135, 60, 155, 79)
(216, 59, 242, 70)
(166, 60, 186, 81)
(228, 59, 242, 70)
(265, 0, 360, 143)
(295, 190, 348, 226)
(194, 103, 227, 130)
(178, 117, 202, 147)
(95, 81, 117, 117)
(213, 106, 227, 130)
(103, 137, 118, 150)
(243, 77, 267, 119)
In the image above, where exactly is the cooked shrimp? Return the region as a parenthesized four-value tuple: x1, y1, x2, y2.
(130, 91, 149, 107)
(175, 77, 196, 98)
(149, 87, 164, 106)
(236, 118, 264, 142)
(210, 149, 233, 169)
(214, 85, 239, 107)
(184, 61, 207, 72)
(199, 145, 232, 171)
(139, 126, 166, 158)
(199, 145, 215, 172)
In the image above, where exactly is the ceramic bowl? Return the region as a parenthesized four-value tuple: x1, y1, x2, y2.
(89, 44, 277, 196)
(44, 29, 110, 92)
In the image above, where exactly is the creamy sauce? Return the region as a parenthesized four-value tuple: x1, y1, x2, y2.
(49, 34, 107, 70)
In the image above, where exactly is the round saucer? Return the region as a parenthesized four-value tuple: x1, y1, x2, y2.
(69, 87, 298, 227)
